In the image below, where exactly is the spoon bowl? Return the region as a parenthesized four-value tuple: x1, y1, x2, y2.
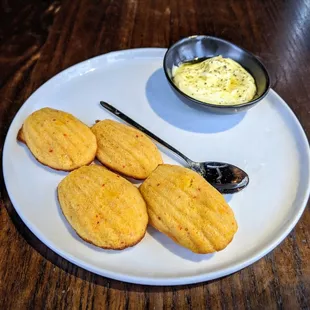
(190, 161, 249, 194)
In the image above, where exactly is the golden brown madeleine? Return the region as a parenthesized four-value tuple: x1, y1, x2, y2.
(58, 165, 148, 249)
(18, 107, 97, 171)
(91, 119, 162, 179)
(140, 164, 238, 254)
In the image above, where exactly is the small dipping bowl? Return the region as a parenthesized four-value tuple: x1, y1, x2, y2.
(163, 35, 271, 114)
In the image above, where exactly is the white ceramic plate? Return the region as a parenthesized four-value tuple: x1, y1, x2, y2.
(3, 48, 310, 286)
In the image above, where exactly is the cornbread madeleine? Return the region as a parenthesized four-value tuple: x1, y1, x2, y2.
(140, 164, 238, 254)
(18, 107, 97, 171)
(57, 165, 148, 249)
(91, 119, 162, 179)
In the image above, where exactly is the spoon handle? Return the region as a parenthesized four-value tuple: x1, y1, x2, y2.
(100, 101, 192, 164)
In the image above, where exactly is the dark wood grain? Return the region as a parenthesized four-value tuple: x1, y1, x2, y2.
(1, 0, 310, 309)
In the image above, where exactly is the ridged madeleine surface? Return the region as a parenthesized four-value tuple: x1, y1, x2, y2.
(140, 164, 238, 254)
(18, 107, 97, 171)
(91, 119, 162, 179)
(58, 165, 148, 249)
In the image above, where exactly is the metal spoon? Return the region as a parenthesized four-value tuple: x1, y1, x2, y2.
(100, 101, 249, 194)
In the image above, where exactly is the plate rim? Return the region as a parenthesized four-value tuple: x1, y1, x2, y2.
(2, 48, 310, 286)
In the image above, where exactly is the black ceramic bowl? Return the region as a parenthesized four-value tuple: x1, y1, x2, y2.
(163, 35, 270, 114)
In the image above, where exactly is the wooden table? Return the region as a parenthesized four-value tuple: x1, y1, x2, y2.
(1, 0, 309, 309)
